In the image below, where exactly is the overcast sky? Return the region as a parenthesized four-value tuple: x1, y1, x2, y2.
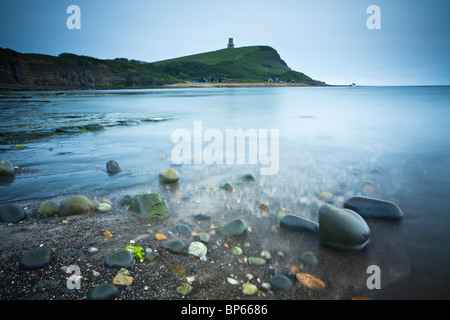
(1, 0, 449, 85)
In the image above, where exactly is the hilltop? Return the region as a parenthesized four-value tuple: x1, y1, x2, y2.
(0, 45, 324, 90)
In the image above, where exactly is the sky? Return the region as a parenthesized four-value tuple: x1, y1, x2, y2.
(0, 0, 449, 86)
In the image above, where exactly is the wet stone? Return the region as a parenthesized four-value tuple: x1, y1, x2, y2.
(299, 251, 318, 268)
(105, 250, 135, 268)
(188, 241, 207, 260)
(319, 204, 371, 253)
(117, 194, 132, 207)
(0, 203, 27, 223)
(36, 200, 60, 217)
(88, 283, 119, 300)
(176, 223, 192, 235)
(0, 160, 14, 176)
(218, 219, 248, 237)
(106, 160, 121, 173)
(164, 240, 187, 252)
(58, 195, 96, 217)
(127, 193, 170, 219)
(248, 257, 266, 265)
(269, 274, 293, 289)
(242, 283, 258, 295)
(279, 214, 319, 233)
(19, 247, 54, 270)
(344, 196, 404, 220)
(158, 168, 179, 183)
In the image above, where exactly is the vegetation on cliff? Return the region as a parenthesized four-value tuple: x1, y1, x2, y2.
(0, 46, 321, 90)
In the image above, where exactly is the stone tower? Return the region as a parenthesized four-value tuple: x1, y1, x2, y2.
(227, 38, 234, 48)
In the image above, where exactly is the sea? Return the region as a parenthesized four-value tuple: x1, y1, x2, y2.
(1, 85, 449, 299)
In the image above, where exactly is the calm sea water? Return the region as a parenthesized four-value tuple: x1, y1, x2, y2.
(1, 86, 449, 299)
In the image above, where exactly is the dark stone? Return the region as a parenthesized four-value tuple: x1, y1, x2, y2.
(164, 240, 187, 252)
(344, 196, 404, 220)
(19, 247, 54, 270)
(36, 200, 60, 217)
(319, 204, 371, 253)
(279, 214, 319, 233)
(218, 219, 248, 237)
(0, 203, 27, 223)
(0, 160, 14, 176)
(104, 250, 135, 268)
(176, 223, 192, 234)
(117, 194, 132, 207)
(299, 251, 318, 267)
(106, 160, 121, 173)
(88, 283, 119, 300)
(269, 274, 293, 289)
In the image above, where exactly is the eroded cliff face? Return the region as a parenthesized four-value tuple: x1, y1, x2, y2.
(0, 48, 159, 90)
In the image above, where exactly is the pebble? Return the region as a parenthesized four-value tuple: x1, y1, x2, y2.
(88, 247, 98, 253)
(97, 202, 112, 212)
(227, 277, 239, 285)
(269, 274, 293, 289)
(296, 273, 325, 291)
(117, 194, 132, 207)
(158, 168, 179, 183)
(36, 200, 60, 217)
(176, 223, 192, 234)
(344, 196, 404, 220)
(104, 249, 135, 268)
(299, 251, 318, 268)
(198, 232, 210, 243)
(230, 246, 243, 255)
(127, 193, 171, 219)
(164, 239, 187, 252)
(58, 195, 96, 217)
(88, 283, 119, 300)
(0, 160, 15, 176)
(19, 247, 54, 270)
(279, 214, 319, 233)
(0, 203, 27, 224)
(218, 218, 248, 237)
(113, 274, 134, 286)
(319, 204, 371, 252)
(242, 283, 258, 295)
(248, 257, 266, 265)
(188, 241, 207, 260)
(106, 160, 121, 173)
(260, 250, 271, 259)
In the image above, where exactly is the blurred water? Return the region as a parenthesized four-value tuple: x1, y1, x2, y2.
(1, 86, 449, 298)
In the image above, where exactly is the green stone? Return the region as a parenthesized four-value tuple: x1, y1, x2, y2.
(58, 195, 96, 217)
(218, 219, 248, 237)
(158, 168, 179, 183)
(299, 251, 318, 267)
(242, 283, 258, 295)
(127, 193, 170, 219)
(248, 256, 266, 265)
(176, 283, 193, 295)
(36, 200, 60, 217)
(230, 246, 243, 255)
(106, 160, 121, 173)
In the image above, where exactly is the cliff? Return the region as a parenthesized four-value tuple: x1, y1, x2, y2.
(0, 46, 322, 90)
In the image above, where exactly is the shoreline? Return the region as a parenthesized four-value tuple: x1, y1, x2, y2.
(0, 81, 331, 92)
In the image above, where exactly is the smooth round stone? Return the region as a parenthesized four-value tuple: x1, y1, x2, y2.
(97, 202, 112, 212)
(299, 251, 318, 267)
(198, 232, 210, 243)
(164, 240, 187, 252)
(279, 214, 319, 233)
(188, 241, 207, 259)
(269, 274, 293, 289)
(218, 219, 248, 237)
(127, 193, 170, 219)
(158, 168, 179, 183)
(0, 160, 15, 176)
(230, 246, 243, 255)
(36, 200, 60, 217)
(344, 196, 404, 220)
(0, 203, 26, 223)
(319, 204, 371, 252)
(248, 257, 266, 265)
(176, 223, 192, 234)
(106, 160, 121, 173)
(19, 247, 54, 270)
(239, 173, 256, 183)
(105, 250, 135, 268)
(88, 284, 119, 300)
(58, 195, 96, 217)
(242, 283, 258, 295)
